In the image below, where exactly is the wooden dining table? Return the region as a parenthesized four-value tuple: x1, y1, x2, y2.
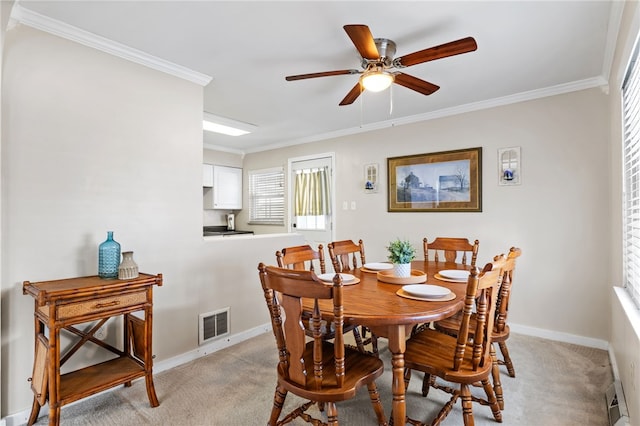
(303, 259, 470, 425)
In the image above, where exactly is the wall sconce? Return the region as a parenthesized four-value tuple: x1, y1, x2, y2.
(498, 147, 521, 185)
(364, 163, 379, 193)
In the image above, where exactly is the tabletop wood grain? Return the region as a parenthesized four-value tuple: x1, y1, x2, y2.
(307, 260, 469, 327)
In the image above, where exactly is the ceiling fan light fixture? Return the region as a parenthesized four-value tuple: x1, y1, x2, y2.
(360, 70, 394, 92)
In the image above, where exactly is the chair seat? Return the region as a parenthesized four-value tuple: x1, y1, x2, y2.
(405, 327, 493, 385)
(435, 312, 511, 342)
(279, 340, 385, 402)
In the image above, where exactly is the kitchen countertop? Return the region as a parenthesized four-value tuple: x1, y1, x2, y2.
(203, 226, 254, 236)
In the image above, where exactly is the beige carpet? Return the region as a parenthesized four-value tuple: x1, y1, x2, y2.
(30, 332, 612, 425)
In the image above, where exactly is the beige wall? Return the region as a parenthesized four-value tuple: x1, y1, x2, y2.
(1, 25, 302, 419)
(0, 0, 15, 420)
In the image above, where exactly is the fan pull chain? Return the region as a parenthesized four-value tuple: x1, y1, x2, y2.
(359, 84, 364, 128)
(389, 84, 393, 116)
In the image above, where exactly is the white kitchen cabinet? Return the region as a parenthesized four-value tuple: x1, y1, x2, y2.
(203, 164, 213, 187)
(204, 165, 242, 209)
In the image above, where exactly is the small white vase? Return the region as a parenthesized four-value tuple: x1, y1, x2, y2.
(393, 263, 412, 278)
(118, 251, 139, 280)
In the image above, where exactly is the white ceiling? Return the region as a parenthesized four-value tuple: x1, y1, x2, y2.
(13, 1, 618, 154)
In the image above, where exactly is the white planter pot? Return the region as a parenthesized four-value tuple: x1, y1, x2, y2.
(393, 263, 412, 277)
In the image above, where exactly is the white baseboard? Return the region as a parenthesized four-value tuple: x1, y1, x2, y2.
(2, 323, 273, 426)
(510, 322, 609, 350)
(609, 345, 622, 381)
(4, 406, 38, 426)
(153, 322, 272, 374)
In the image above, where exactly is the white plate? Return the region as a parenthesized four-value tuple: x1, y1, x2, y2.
(317, 273, 356, 283)
(438, 269, 470, 280)
(363, 262, 393, 270)
(402, 284, 451, 298)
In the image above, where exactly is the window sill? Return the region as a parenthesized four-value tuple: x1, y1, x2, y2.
(614, 286, 640, 340)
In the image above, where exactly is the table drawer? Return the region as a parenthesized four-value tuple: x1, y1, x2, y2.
(57, 291, 147, 320)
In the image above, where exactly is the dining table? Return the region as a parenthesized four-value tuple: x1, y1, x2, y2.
(303, 259, 471, 426)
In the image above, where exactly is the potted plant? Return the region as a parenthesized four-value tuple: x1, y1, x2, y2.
(387, 238, 416, 277)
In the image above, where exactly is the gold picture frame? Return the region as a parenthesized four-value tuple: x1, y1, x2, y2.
(387, 147, 482, 212)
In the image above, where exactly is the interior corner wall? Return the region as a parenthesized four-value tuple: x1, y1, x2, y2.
(608, 2, 640, 424)
(0, 1, 15, 421)
(244, 86, 611, 345)
(0, 24, 205, 416)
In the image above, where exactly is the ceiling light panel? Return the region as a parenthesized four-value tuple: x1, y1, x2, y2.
(203, 112, 257, 136)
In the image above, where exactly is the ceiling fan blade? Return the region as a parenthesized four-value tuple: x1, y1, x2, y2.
(395, 37, 477, 68)
(285, 69, 360, 81)
(343, 24, 379, 60)
(393, 72, 440, 95)
(339, 83, 363, 106)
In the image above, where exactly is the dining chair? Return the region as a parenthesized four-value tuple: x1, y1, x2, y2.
(413, 237, 480, 340)
(276, 244, 366, 353)
(402, 257, 506, 426)
(276, 243, 326, 274)
(433, 247, 522, 410)
(327, 239, 378, 354)
(257, 263, 388, 426)
(327, 239, 366, 272)
(423, 237, 480, 266)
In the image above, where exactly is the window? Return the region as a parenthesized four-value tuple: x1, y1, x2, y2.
(248, 167, 284, 225)
(622, 39, 640, 309)
(293, 166, 331, 231)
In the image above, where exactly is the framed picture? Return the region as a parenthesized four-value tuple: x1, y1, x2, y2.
(498, 146, 521, 185)
(387, 147, 482, 212)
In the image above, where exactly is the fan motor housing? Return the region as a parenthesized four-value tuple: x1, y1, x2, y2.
(361, 38, 396, 68)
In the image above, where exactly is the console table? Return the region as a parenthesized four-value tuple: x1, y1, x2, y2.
(23, 273, 163, 426)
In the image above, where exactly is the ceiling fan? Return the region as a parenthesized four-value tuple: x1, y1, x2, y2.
(285, 24, 477, 106)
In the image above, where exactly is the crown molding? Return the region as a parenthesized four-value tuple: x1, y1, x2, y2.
(203, 142, 246, 157)
(246, 76, 608, 154)
(601, 0, 625, 85)
(11, 4, 212, 86)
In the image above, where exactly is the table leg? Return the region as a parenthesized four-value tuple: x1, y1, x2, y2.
(26, 397, 41, 426)
(388, 325, 407, 426)
(28, 313, 44, 426)
(48, 324, 60, 426)
(144, 305, 159, 407)
(145, 374, 160, 407)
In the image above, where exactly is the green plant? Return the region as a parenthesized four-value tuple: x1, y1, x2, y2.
(387, 238, 416, 264)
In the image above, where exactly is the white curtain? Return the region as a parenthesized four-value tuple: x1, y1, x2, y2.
(294, 167, 331, 216)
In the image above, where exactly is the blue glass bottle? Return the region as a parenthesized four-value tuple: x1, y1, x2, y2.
(98, 231, 121, 278)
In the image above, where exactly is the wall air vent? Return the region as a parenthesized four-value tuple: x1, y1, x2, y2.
(606, 380, 629, 426)
(199, 308, 229, 345)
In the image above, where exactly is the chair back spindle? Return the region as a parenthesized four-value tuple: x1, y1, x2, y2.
(494, 247, 522, 334)
(453, 259, 504, 372)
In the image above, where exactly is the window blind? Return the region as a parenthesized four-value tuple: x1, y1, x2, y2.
(622, 39, 640, 309)
(248, 167, 284, 225)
